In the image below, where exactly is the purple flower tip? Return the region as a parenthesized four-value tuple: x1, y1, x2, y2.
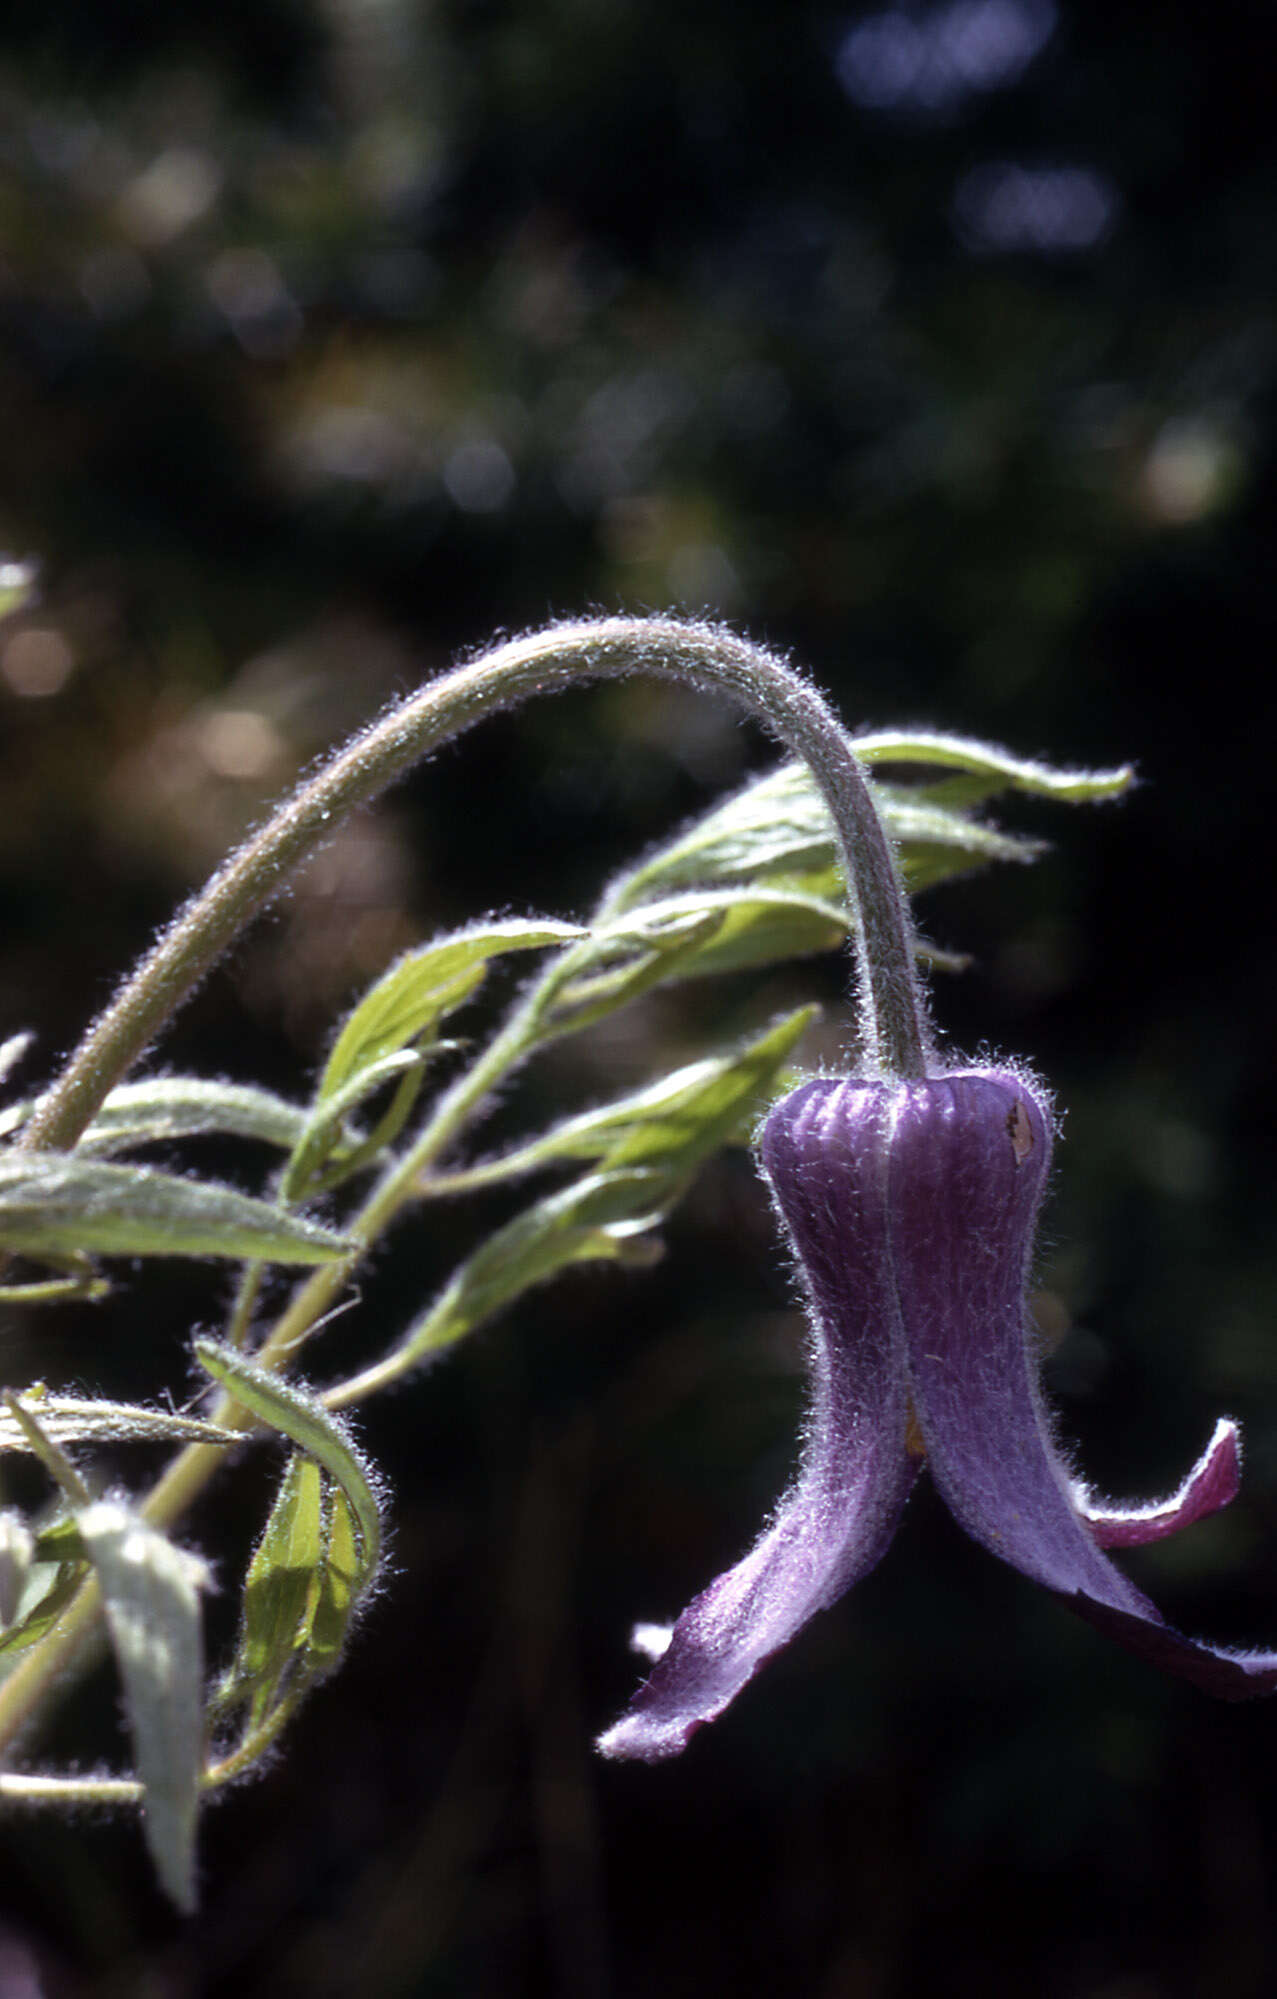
(598, 1068, 1276, 1761)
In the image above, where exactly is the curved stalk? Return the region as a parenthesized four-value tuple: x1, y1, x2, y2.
(19, 617, 931, 1167)
(0, 616, 930, 1762)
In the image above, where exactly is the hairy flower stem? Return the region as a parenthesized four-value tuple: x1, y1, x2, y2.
(20, 616, 931, 1163)
(0, 617, 929, 1761)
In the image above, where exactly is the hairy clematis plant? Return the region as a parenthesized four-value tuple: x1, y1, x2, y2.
(0, 610, 1265, 1904)
(599, 1064, 1275, 1762)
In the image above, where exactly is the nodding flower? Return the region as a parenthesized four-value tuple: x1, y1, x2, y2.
(599, 1068, 1271, 1763)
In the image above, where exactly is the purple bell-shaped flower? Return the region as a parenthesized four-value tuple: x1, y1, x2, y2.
(599, 1067, 1269, 1763)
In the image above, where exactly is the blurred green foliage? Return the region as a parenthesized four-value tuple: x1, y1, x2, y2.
(3, 2, 1277, 1995)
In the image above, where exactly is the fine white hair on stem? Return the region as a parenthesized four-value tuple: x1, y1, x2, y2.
(20, 616, 932, 1162)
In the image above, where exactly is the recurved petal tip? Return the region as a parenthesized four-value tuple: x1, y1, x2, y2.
(1079, 1417, 1242, 1548)
(892, 1070, 1277, 1702)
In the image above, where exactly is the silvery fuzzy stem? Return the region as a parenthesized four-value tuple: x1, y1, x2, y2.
(19, 617, 931, 1164)
(0, 618, 929, 1765)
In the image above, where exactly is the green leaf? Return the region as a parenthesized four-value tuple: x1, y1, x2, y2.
(0, 1395, 235, 1455)
(305, 1058, 434, 1195)
(320, 919, 584, 1102)
(0, 1079, 313, 1155)
(870, 785, 1043, 894)
(31, 1514, 85, 1565)
(194, 1342, 382, 1576)
(77, 1500, 209, 1915)
(0, 1559, 87, 1660)
(307, 1485, 363, 1670)
(603, 747, 1129, 917)
(496, 1005, 819, 1178)
(528, 889, 957, 1039)
(0, 1510, 34, 1628)
(283, 1049, 425, 1199)
(218, 1457, 371, 1722)
(0, 1268, 111, 1306)
(0, 1031, 33, 1095)
(220, 1453, 325, 1711)
(528, 906, 723, 1038)
(82, 1079, 312, 1156)
(853, 730, 1135, 806)
(617, 892, 849, 981)
(0, 1155, 353, 1264)
(394, 1167, 676, 1364)
(605, 761, 835, 910)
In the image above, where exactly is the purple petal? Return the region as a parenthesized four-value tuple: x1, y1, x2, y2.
(598, 1079, 918, 1761)
(1076, 1417, 1241, 1548)
(891, 1070, 1277, 1700)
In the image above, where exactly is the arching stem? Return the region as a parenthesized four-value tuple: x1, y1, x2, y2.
(0, 617, 931, 1762)
(19, 617, 931, 1168)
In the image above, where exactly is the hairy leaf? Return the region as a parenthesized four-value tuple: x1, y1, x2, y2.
(604, 748, 1129, 915)
(522, 908, 718, 1039)
(0, 1267, 111, 1306)
(217, 1453, 325, 1717)
(283, 1049, 424, 1198)
(1, 1080, 311, 1155)
(77, 1501, 209, 1915)
(306, 1486, 363, 1670)
(0, 1156, 352, 1264)
(0, 1510, 34, 1627)
(320, 918, 584, 1102)
(394, 1167, 676, 1364)
(853, 730, 1134, 806)
(489, 1005, 819, 1180)
(0, 1559, 87, 1659)
(32, 1515, 85, 1565)
(0, 1395, 235, 1455)
(195, 1342, 381, 1576)
(78, 1079, 311, 1156)
(0, 1032, 33, 1096)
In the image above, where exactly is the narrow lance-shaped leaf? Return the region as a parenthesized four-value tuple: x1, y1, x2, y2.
(522, 894, 960, 1047)
(603, 763, 837, 911)
(0, 1395, 236, 1455)
(195, 1341, 382, 1577)
(852, 729, 1134, 807)
(307, 1485, 363, 1670)
(523, 907, 720, 1039)
(868, 784, 1044, 895)
(0, 1265, 110, 1306)
(480, 1005, 820, 1182)
(79, 1079, 312, 1157)
(304, 1055, 437, 1196)
(218, 1460, 370, 1722)
(215, 1453, 325, 1717)
(32, 1514, 85, 1564)
(604, 743, 1130, 916)
(391, 1166, 677, 1367)
(76, 1500, 209, 1915)
(0, 1030, 34, 1095)
(0, 1510, 34, 1627)
(0, 1156, 353, 1264)
(589, 888, 962, 987)
(0, 1557, 88, 1658)
(1, 1079, 313, 1155)
(320, 918, 584, 1102)
(283, 1049, 425, 1199)
(603, 762, 1040, 914)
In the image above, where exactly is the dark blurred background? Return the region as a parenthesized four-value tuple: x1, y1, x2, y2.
(2, 2, 1277, 1994)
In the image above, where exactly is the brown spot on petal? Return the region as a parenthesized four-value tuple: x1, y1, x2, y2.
(1007, 1097, 1034, 1166)
(905, 1402, 928, 1461)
